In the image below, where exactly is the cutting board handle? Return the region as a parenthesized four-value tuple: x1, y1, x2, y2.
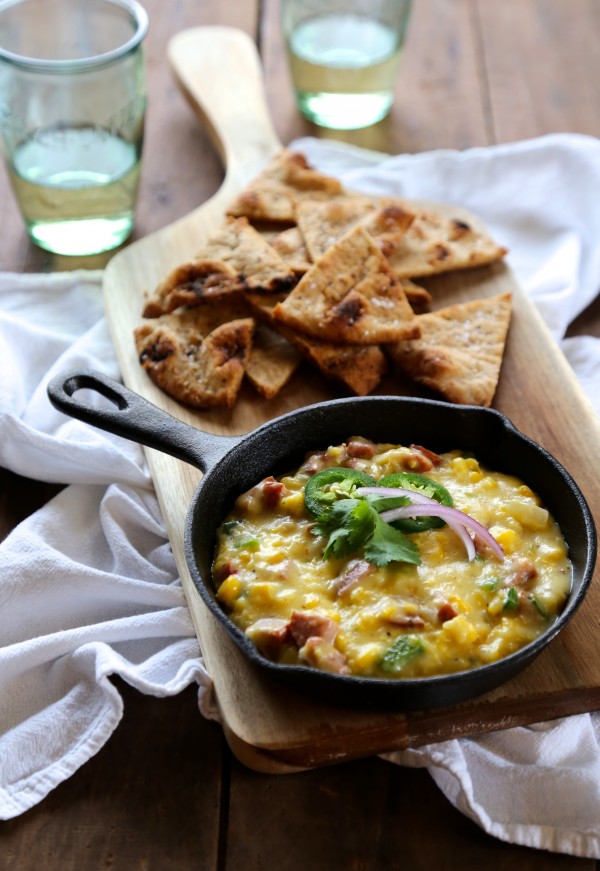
(168, 27, 283, 191)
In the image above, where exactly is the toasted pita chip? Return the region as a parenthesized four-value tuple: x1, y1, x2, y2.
(245, 323, 302, 399)
(385, 210, 508, 278)
(198, 216, 297, 292)
(272, 225, 420, 345)
(227, 150, 345, 223)
(295, 199, 430, 310)
(297, 197, 414, 261)
(134, 308, 254, 408)
(143, 217, 297, 317)
(247, 293, 387, 396)
(142, 260, 243, 318)
(387, 293, 512, 407)
(268, 226, 312, 275)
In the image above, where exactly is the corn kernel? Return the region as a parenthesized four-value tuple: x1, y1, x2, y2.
(301, 592, 321, 608)
(491, 527, 520, 554)
(442, 614, 479, 645)
(280, 491, 306, 515)
(536, 542, 568, 562)
(216, 574, 242, 606)
(353, 642, 385, 672)
(248, 582, 278, 606)
(480, 476, 499, 492)
(507, 499, 549, 530)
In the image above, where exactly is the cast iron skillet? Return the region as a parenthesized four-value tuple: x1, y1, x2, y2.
(47, 369, 597, 710)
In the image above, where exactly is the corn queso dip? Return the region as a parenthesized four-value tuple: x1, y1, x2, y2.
(212, 438, 571, 679)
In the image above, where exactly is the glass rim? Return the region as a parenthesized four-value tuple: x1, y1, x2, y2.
(0, 0, 148, 73)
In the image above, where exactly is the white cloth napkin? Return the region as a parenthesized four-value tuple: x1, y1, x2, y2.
(0, 133, 599, 856)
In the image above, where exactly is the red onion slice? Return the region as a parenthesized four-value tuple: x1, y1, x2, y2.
(357, 486, 502, 562)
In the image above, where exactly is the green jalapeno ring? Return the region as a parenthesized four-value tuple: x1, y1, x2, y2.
(304, 467, 376, 518)
(377, 472, 453, 533)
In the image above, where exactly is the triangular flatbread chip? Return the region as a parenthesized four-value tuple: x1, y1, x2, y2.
(142, 260, 243, 318)
(247, 293, 387, 396)
(198, 216, 297, 292)
(385, 210, 508, 278)
(272, 225, 420, 345)
(227, 150, 345, 223)
(134, 307, 254, 408)
(295, 199, 430, 311)
(268, 226, 312, 275)
(142, 217, 296, 317)
(245, 323, 302, 399)
(387, 293, 512, 406)
(297, 197, 414, 261)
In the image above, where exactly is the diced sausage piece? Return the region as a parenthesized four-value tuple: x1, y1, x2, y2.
(438, 602, 459, 623)
(262, 477, 288, 509)
(213, 560, 238, 584)
(235, 476, 289, 513)
(402, 449, 434, 473)
(335, 559, 372, 596)
(299, 637, 351, 675)
(246, 618, 290, 658)
(508, 557, 538, 587)
(298, 450, 330, 475)
(346, 438, 376, 459)
(289, 610, 339, 647)
(409, 444, 443, 467)
(474, 536, 496, 559)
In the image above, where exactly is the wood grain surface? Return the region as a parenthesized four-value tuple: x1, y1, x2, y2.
(102, 26, 600, 772)
(2, 1, 600, 868)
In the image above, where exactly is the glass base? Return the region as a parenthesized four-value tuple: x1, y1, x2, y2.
(295, 90, 393, 130)
(26, 214, 134, 256)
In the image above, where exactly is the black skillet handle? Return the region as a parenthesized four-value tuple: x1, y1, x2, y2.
(47, 369, 242, 473)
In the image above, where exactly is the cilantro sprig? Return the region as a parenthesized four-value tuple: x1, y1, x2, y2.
(311, 495, 420, 567)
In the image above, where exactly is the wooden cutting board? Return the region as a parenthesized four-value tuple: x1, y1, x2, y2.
(103, 26, 600, 772)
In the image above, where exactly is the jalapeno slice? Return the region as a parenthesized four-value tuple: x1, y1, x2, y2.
(377, 472, 453, 533)
(304, 467, 376, 518)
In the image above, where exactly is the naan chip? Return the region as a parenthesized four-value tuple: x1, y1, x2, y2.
(198, 216, 297, 292)
(142, 216, 296, 317)
(387, 293, 512, 407)
(134, 308, 254, 408)
(295, 199, 430, 311)
(296, 197, 414, 261)
(245, 323, 302, 399)
(385, 210, 508, 278)
(269, 226, 312, 275)
(227, 150, 345, 223)
(272, 225, 420, 345)
(247, 293, 387, 396)
(142, 260, 242, 318)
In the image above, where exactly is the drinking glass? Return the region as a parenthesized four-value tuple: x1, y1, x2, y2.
(0, 0, 148, 256)
(281, 0, 412, 130)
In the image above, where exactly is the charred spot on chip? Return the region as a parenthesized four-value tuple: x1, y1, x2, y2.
(210, 320, 254, 367)
(450, 219, 472, 240)
(375, 205, 414, 233)
(432, 243, 451, 262)
(329, 292, 366, 327)
(140, 336, 175, 365)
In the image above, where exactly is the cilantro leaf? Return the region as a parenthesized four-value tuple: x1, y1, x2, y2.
(311, 496, 420, 567)
(364, 511, 420, 567)
(313, 498, 375, 559)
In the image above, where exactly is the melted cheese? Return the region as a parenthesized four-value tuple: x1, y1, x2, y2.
(212, 441, 571, 679)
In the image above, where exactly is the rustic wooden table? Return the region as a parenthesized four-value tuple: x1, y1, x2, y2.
(1, 1, 599, 868)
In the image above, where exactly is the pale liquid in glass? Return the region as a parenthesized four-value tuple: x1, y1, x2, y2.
(287, 14, 401, 129)
(8, 125, 141, 256)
